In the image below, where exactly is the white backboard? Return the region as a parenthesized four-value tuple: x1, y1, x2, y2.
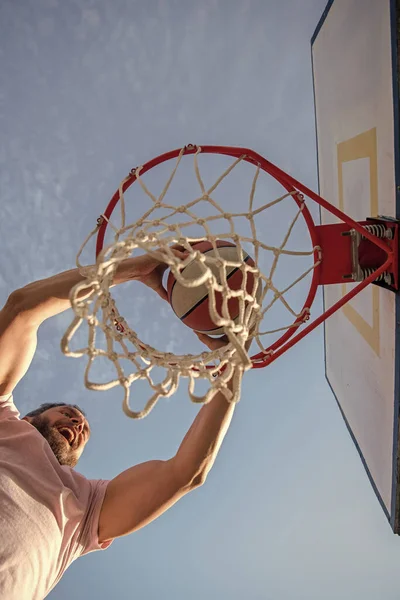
(312, 0, 400, 531)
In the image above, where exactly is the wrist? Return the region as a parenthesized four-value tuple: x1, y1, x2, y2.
(113, 258, 140, 285)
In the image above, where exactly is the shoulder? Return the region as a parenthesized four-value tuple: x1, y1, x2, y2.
(67, 474, 112, 554)
(62, 467, 110, 508)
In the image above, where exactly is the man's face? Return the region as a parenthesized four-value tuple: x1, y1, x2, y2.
(25, 406, 91, 467)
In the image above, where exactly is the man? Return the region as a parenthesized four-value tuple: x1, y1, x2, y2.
(0, 251, 243, 599)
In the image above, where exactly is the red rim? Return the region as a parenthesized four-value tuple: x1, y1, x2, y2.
(95, 145, 394, 368)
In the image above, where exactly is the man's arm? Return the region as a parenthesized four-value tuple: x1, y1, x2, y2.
(0, 258, 153, 396)
(0, 294, 39, 396)
(12, 263, 139, 326)
(98, 373, 238, 542)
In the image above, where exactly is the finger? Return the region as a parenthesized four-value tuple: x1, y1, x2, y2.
(244, 336, 253, 352)
(157, 247, 187, 264)
(171, 249, 188, 260)
(170, 242, 195, 252)
(195, 331, 228, 350)
(245, 326, 257, 351)
(195, 331, 211, 347)
(195, 331, 207, 341)
(170, 242, 198, 257)
(169, 243, 185, 252)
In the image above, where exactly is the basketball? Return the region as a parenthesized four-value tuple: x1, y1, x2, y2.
(167, 240, 259, 336)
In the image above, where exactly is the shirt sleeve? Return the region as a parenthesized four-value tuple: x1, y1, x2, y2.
(78, 478, 113, 556)
(0, 394, 20, 421)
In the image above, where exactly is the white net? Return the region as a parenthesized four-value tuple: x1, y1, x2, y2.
(61, 146, 321, 418)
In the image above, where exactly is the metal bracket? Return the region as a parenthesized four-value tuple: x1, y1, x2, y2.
(341, 228, 364, 281)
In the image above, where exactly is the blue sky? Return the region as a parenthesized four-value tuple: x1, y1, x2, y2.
(1, 0, 400, 598)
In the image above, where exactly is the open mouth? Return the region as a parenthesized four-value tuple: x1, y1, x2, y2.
(58, 427, 75, 446)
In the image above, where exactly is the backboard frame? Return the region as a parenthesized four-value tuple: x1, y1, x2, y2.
(312, 0, 400, 532)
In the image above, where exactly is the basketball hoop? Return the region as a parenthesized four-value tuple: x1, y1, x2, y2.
(61, 145, 398, 418)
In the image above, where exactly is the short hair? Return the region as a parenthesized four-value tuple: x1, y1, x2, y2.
(25, 402, 86, 419)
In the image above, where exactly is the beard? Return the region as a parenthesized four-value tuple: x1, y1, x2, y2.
(30, 415, 78, 467)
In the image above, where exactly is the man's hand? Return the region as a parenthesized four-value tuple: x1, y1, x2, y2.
(195, 332, 229, 350)
(117, 247, 187, 301)
(195, 330, 254, 352)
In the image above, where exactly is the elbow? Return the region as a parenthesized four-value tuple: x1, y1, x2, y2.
(189, 468, 210, 489)
(5, 290, 26, 316)
(170, 455, 214, 490)
(6, 288, 42, 325)
(191, 473, 207, 488)
(171, 460, 208, 491)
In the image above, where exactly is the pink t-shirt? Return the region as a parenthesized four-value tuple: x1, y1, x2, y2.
(0, 394, 112, 599)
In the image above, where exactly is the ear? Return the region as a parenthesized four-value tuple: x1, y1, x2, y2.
(22, 416, 32, 423)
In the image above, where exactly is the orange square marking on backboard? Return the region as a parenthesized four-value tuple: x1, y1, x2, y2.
(337, 128, 380, 356)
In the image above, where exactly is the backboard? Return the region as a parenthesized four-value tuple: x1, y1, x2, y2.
(312, 0, 400, 532)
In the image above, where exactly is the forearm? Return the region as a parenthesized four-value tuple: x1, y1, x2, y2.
(173, 372, 239, 486)
(16, 260, 135, 325)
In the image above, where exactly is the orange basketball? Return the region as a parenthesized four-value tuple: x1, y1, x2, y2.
(167, 240, 258, 336)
